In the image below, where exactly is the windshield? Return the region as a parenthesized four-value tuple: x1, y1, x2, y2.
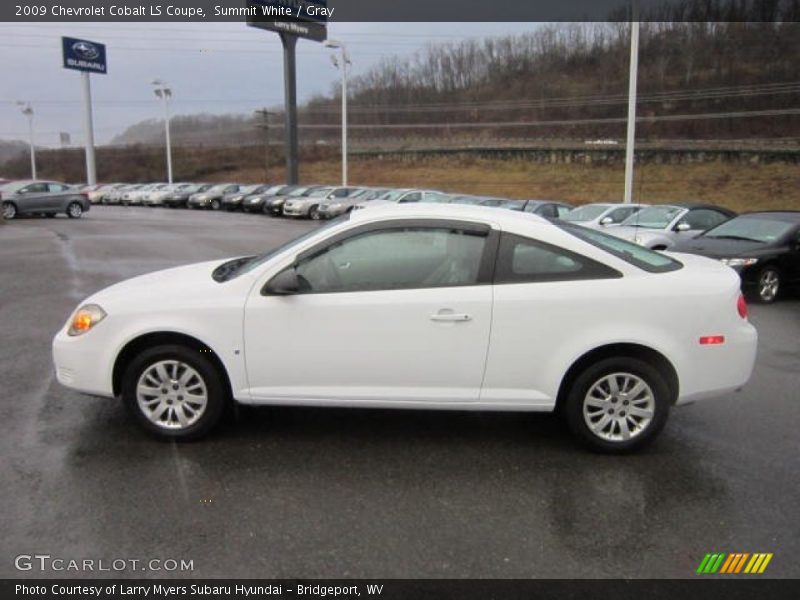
(703, 216, 795, 243)
(558, 222, 683, 273)
(308, 187, 333, 198)
(563, 204, 611, 222)
(238, 184, 261, 194)
(621, 206, 683, 229)
(378, 190, 411, 202)
(214, 214, 351, 281)
(207, 184, 231, 193)
(288, 186, 310, 196)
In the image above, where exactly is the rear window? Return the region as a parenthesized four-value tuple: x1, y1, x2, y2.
(557, 222, 683, 273)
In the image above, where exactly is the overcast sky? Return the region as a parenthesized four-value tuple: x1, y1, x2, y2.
(0, 22, 540, 146)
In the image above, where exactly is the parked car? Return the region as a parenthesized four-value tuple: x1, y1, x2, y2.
(89, 183, 125, 204)
(187, 183, 241, 210)
(317, 187, 390, 218)
(263, 185, 322, 216)
(242, 185, 295, 214)
(607, 203, 736, 250)
(672, 211, 800, 303)
(123, 183, 165, 206)
(105, 184, 142, 205)
(142, 183, 193, 207)
(562, 202, 647, 229)
(1, 180, 90, 219)
(221, 184, 272, 211)
(520, 200, 574, 218)
(53, 204, 757, 452)
(163, 183, 212, 209)
(283, 186, 363, 219)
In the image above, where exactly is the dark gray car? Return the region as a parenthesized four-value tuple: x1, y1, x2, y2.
(1, 180, 91, 220)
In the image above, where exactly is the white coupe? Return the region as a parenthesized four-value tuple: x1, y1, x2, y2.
(52, 205, 758, 452)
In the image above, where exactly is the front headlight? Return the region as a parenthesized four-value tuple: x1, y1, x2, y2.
(720, 258, 759, 267)
(68, 304, 107, 336)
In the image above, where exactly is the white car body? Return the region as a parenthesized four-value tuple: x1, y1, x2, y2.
(54, 205, 756, 433)
(142, 183, 191, 206)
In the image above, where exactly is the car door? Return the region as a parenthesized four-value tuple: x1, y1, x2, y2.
(243, 220, 494, 404)
(15, 182, 50, 212)
(46, 182, 71, 211)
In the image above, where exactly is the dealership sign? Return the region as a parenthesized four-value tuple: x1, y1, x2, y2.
(62, 36, 107, 74)
(246, 0, 328, 42)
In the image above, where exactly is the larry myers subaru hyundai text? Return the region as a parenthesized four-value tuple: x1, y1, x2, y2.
(52, 205, 757, 452)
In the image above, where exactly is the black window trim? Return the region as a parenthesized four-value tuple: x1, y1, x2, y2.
(263, 218, 499, 296)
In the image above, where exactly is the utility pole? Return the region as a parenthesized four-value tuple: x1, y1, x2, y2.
(81, 71, 97, 185)
(255, 108, 273, 181)
(280, 33, 299, 185)
(623, 0, 640, 204)
(16, 102, 36, 179)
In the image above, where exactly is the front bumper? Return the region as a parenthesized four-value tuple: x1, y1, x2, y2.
(283, 205, 310, 217)
(52, 328, 115, 398)
(318, 206, 346, 219)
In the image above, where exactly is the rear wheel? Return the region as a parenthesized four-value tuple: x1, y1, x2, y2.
(2, 202, 17, 220)
(755, 266, 780, 303)
(66, 202, 83, 218)
(121, 344, 227, 440)
(563, 357, 670, 453)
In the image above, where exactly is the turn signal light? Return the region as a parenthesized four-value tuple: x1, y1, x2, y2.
(67, 304, 107, 336)
(699, 335, 725, 345)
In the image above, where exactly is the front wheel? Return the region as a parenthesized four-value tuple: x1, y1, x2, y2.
(210, 199, 221, 211)
(66, 202, 83, 218)
(755, 266, 780, 303)
(121, 344, 228, 440)
(309, 205, 321, 220)
(563, 357, 670, 453)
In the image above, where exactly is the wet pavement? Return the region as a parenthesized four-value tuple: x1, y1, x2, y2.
(1, 206, 798, 578)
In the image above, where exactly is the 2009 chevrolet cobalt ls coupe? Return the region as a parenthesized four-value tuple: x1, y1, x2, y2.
(53, 205, 757, 452)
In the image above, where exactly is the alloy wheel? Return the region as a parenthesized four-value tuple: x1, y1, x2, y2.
(759, 269, 780, 303)
(582, 372, 655, 442)
(136, 360, 208, 430)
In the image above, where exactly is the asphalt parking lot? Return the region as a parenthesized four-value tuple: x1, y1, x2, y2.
(1, 206, 798, 579)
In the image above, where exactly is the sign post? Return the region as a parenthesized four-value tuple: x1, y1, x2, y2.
(62, 36, 107, 186)
(247, 1, 328, 185)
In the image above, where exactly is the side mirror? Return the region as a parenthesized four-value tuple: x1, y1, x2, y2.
(264, 268, 300, 296)
(676, 222, 692, 232)
(599, 216, 613, 225)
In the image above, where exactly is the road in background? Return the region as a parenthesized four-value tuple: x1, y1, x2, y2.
(0, 207, 798, 578)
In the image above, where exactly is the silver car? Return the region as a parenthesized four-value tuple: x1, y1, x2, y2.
(317, 188, 391, 218)
(606, 203, 737, 250)
(562, 202, 647, 229)
(187, 183, 241, 210)
(1, 180, 90, 220)
(283, 186, 362, 219)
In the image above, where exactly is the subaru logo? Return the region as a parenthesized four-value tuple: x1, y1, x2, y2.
(72, 41, 99, 60)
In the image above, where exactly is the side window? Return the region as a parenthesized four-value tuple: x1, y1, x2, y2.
(494, 233, 621, 284)
(537, 204, 558, 218)
(523, 203, 538, 213)
(555, 205, 572, 218)
(21, 183, 48, 193)
(608, 207, 635, 223)
(399, 192, 422, 203)
(295, 227, 487, 293)
(48, 183, 68, 192)
(682, 209, 730, 231)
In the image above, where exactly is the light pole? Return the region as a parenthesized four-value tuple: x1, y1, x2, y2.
(623, 0, 640, 204)
(324, 39, 350, 186)
(16, 102, 36, 180)
(152, 79, 173, 184)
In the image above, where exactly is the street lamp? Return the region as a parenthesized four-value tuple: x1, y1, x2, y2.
(16, 101, 36, 180)
(324, 39, 351, 186)
(152, 79, 173, 184)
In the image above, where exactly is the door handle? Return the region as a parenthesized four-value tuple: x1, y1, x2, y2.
(430, 312, 471, 322)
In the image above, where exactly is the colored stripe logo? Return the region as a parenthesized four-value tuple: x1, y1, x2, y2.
(697, 553, 773, 574)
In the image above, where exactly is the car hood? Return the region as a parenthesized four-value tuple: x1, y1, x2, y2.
(87, 260, 230, 309)
(672, 237, 770, 258)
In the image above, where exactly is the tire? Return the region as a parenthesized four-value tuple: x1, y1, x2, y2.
(210, 199, 221, 211)
(121, 344, 228, 441)
(309, 205, 321, 220)
(754, 266, 781, 304)
(66, 202, 83, 219)
(46, 213, 56, 218)
(563, 357, 671, 453)
(2, 202, 17, 220)
(651, 245, 667, 251)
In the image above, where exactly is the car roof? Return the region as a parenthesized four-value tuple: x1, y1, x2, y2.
(661, 201, 734, 212)
(348, 202, 551, 227)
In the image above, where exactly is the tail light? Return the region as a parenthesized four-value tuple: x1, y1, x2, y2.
(737, 293, 748, 320)
(80, 192, 89, 199)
